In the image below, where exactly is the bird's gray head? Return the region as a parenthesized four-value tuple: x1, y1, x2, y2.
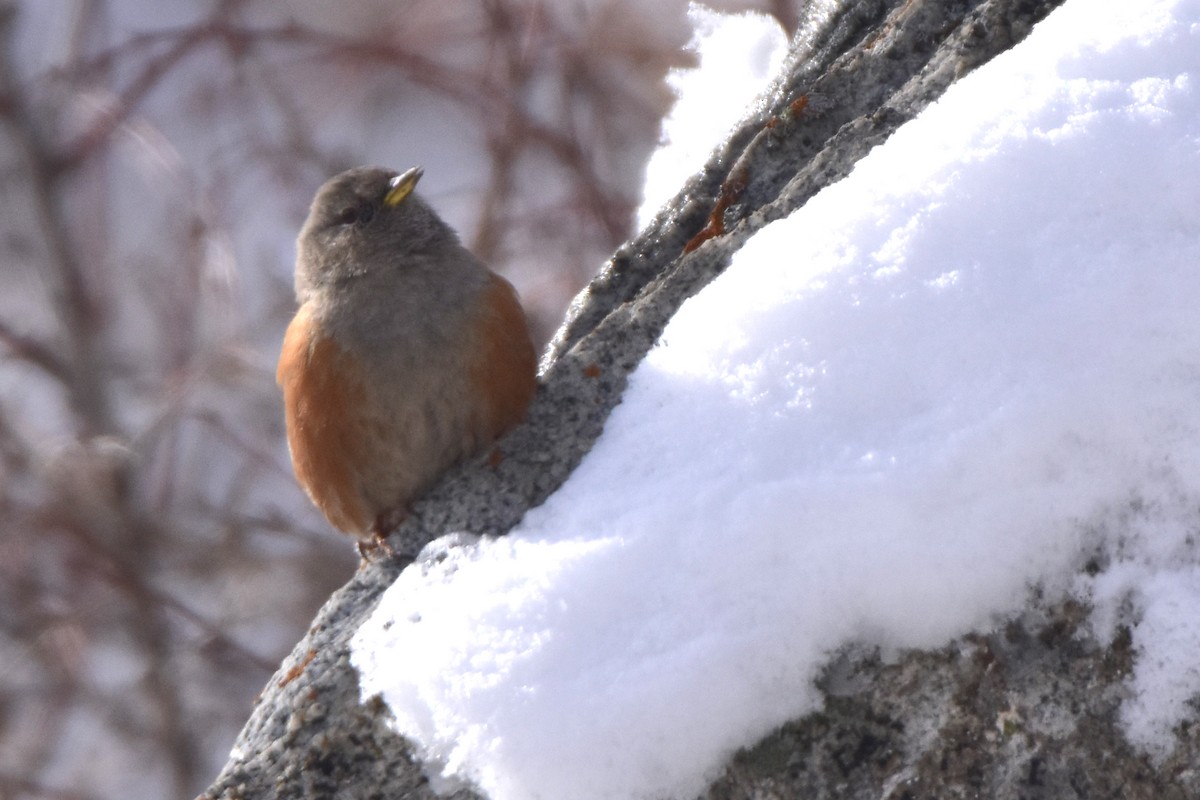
(295, 165, 459, 300)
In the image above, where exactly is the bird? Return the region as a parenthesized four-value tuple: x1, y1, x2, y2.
(276, 165, 537, 552)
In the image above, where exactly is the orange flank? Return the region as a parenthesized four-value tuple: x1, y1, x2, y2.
(277, 303, 374, 535)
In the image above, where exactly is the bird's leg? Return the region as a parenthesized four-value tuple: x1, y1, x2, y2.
(358, 507, 408, 561)
(357, 536, 392, 561)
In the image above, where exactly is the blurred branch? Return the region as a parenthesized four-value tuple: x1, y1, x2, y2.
(0, 319, 71, 382)
(50, 11, 636, 252)
(0, 5, 112, 436)
(0, 405, 31, 474)
(470, 0, 527, 262)
(0, 773, 101, 800)
(50, 509, 221, 794)
(49, 513, 278, 675)
(1, 6, 262, 793)
(55, 24, 215, 172)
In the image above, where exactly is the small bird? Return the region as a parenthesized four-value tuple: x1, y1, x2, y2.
(277, 166, 537, 550)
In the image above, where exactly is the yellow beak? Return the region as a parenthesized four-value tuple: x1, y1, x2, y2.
(384, 166, 424, 207)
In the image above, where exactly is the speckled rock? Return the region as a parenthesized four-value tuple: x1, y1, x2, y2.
(196, 1, 1199, 798)
(704, 602, 1200, 799)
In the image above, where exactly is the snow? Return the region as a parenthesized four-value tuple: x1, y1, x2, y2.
(351, 1, 1200, 798)
(635, 5, 788, 229)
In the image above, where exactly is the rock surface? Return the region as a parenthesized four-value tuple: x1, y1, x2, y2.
(199, 1, 1200, 798)
(705, 601, 1200, 799)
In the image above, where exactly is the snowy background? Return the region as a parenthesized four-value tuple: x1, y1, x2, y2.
(352, 1, 1200, 799)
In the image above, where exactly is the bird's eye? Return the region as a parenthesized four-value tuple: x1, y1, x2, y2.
(332, 203, 375, 227)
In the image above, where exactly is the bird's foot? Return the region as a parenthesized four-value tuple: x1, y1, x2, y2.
(357, 508, 408, 562)
(356, 533, 394, 562)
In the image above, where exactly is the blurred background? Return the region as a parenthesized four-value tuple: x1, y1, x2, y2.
(0, 1, 802, 797)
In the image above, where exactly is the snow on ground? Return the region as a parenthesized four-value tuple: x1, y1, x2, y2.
(351, 1, 1200, 798)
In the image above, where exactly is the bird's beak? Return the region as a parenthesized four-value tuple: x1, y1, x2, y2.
(384, 166, 424, 207)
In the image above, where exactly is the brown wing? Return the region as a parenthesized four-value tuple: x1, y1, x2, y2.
(277, 303, 373, 536)
(468, 273, 538, 443)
